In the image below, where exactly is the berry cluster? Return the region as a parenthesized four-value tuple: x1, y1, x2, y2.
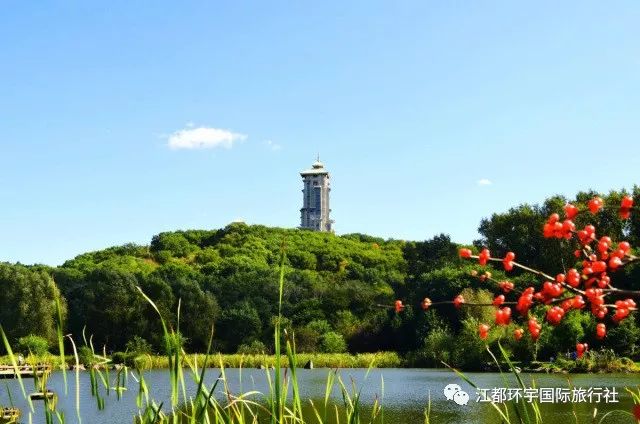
(455, 196, 638, 344)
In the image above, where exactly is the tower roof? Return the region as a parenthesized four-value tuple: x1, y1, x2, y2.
(300, 158, 329, 176)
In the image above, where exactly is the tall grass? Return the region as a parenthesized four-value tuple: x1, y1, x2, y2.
(129, 243, 385, 423)
(0, 352, 401, 371)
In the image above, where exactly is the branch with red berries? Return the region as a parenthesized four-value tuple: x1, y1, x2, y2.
(459, 195, 639, 344)
(389, 195, 639, 348)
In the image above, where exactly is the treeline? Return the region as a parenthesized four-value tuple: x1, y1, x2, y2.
(1, 187, 639, 369)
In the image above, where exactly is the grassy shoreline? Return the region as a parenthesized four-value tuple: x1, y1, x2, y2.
(0, 352, 403, 370)
(4, 351, 637, 373)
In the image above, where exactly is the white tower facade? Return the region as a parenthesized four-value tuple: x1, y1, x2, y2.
(300, 158, 333, 232)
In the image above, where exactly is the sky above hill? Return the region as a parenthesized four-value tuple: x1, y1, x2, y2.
(1, 1, 639, 265)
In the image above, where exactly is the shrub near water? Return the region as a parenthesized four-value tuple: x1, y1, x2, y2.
(545, 349, 638, 373)
(17, 334, 49, 356)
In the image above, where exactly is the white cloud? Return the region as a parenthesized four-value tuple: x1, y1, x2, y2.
(167, 126, 247, 150)
(264, 140, 282, 151)
(477, 178, 492, 186)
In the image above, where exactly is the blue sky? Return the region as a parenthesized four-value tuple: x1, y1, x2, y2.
(1, 1, 639, 265)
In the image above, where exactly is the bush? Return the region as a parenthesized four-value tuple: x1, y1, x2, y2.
(17, 334, 49, 356)
(307, 320, 332, 334)
(125, 336, 153, 355)
(320, 332, 347, 353)
(237, 340, 267, 355)
(412, 327, 455, 367)
(111, 351, 138, 366)
(540, 349, 639, 373)
(78, 345, 97, 366)
(450, 318, 492, 370)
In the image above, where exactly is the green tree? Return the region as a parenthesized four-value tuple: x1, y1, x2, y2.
(0, 264, 65, 350)
(65, 268, 146, 350)
(216, 302, 262, 352)
(150, 232, 199, 259)
(125, 336, 153, 355)
(320, 332, 347, 353)
(17, 334, 50, 356)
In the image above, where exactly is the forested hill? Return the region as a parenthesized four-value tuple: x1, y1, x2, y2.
(2, 187, 640, 368)
(54, 224, 416, 353)
(8, 223, 459, 355)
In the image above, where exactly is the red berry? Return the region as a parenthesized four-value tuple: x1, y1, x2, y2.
(496, 307, 511, 325)
(564, 203, 579, 219)
(621, 195, 634, 209)
(592, 261, 607, 273)
(478, 248, 490, 266)
(459, 248, 472, 258)
(596, 323, 606, 340)
(499, 281, 514, 293)
(561, 299, 573, 311)
(609, 257, 623, 270)
(529, 323, 541, 338)
(546, 306, 565, 325)
(576, 342, 587, 358)
(479, 324, 490, 340)
(543, 281, 563, 298)
(566, 269, 581, 287)
(591, 305, 607, 319)
(453, 295, 465, 309)
(502, 252, 515, 271)
(572, 295, 586, 309)
(618, 241, 631, 253)
(394, 300, 404, 313)
(514, 328, 524, 340)
(598, 240, 609, 253)
(517, 290, 535, 315)
(562, 219, 575, 236)
(588, 197, 604, 214)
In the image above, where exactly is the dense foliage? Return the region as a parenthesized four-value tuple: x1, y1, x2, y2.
(1, 187, 638, 369)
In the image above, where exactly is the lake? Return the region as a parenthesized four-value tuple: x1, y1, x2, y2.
(0, 368, 638, 423)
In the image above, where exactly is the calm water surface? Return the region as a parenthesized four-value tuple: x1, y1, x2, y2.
(0, 368, 637, 423)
